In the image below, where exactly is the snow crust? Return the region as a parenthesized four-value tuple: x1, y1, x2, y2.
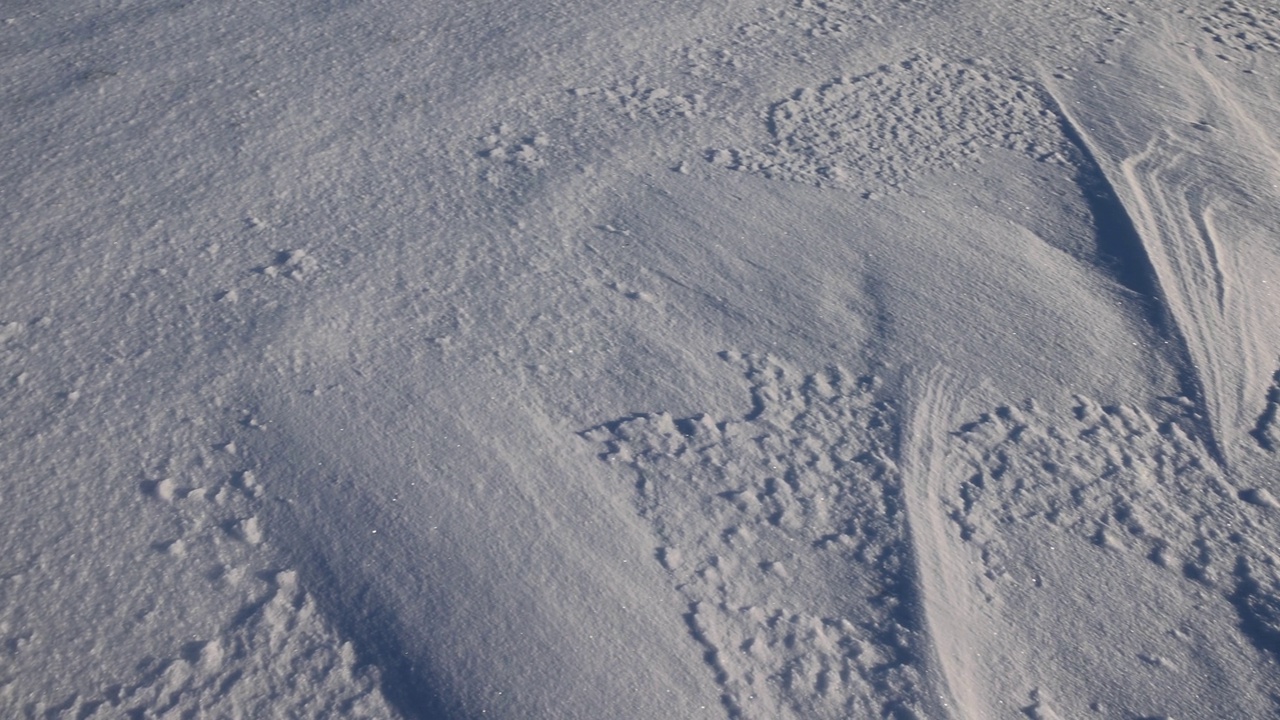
(3, 0, 1280, 717)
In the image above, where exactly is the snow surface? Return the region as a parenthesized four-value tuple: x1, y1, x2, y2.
(3, 0, 1280, 717)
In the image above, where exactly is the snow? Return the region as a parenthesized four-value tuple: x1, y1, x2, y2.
(3, 0, 1280, 717)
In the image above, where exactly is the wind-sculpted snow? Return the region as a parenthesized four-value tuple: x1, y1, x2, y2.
(572, 79, 707, 123)
(590, 355, 1280, 717)
(0, 404, 393, 718)
(709, 56, 1074, 192)
(586, 354, 937, 719)
(954, 397, 1280, 664)
(1198, 1, 1280, 56)
(60, 574, 392, 719)
(1253, 369, 1280, 452)
(7, 0, 1280, 716)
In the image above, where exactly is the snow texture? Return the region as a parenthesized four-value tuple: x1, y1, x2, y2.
(3, 0, 1280, 718)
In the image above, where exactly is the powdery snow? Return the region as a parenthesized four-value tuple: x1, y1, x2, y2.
(3, 0, 1280, 717)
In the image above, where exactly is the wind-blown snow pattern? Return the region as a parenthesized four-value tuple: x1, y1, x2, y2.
(4, 0, 1280, 717)
(711, 56, 1074, 192)
(586, 354, 938, 719)
(950, 395, 1280, 714)
(591, 356, 1280, 718)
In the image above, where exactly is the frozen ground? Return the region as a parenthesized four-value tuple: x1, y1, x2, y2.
(3, 0, 1280, 717)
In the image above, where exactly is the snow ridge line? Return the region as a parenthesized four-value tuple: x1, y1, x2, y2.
(897, 366, 980, 720)
(1038, 76, 1231, 469)
(1119, 135, 1238, 467)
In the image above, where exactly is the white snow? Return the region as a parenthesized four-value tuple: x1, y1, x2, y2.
(3, 0, 1280, 717)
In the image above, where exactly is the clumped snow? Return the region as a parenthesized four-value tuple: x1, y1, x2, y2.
(3, 0, 1280, 718)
